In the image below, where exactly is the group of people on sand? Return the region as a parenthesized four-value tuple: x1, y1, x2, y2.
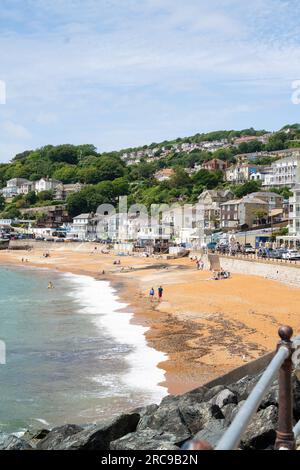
(21, 258, 29, 263)
(149, 286, 164, 302)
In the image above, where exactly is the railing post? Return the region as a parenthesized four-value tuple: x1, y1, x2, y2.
(275, 326, 295, 450)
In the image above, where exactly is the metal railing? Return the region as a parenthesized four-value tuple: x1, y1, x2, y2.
(186, 326, 300, 450)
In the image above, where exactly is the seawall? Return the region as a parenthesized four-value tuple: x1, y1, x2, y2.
(202, 254, 300, 288)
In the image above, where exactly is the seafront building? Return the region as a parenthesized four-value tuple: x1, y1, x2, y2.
(220, 196, 268, 229)
(70, 213, 98, 240)
(267, 154, 300, 188)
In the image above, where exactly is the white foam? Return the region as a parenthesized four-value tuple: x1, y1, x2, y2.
(63, 273, 168, 404)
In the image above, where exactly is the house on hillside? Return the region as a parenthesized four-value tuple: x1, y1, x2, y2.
(201, 159, 228, 172)
(21, 204, 71, 228)
(225, 164, 260, 183)
(220, 196, 268, 229)
(35, 177, 61, 193)
(54, 182, 84, 200)
(267, 155, 300, 188)
(1, 178, 31, 198)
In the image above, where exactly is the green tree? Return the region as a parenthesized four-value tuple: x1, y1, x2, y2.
(52, 165, 78, 183)
(25, 191, 37, 206)
(233, 181, 262, 198)
(37, 190, 54, 202)
(0, 195, 5, 211)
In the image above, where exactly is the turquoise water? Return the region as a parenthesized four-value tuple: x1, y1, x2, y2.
(0, 267, 166, 434)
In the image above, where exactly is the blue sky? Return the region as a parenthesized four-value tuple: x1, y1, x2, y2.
(1, 0, 300, 161)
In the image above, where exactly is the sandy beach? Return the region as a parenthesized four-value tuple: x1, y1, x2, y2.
(1, 244, 300, 395)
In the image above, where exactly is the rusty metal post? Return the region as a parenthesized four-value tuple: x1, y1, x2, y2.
(275, 325, 295, 450)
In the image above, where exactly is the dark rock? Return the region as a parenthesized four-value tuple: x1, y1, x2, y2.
(132, 404, 158, 418)
(228, 373, 262, 401)
(22, 428, 50, 448)
(180, 386, 209, 403)
(135, 405, 159, 430)
(203, 386, 226, 402)
(0, 433, 32, 450)
(225, 401, 246, 426)
(36, 424, 83, 450)
(259, 383, 278, 410)
(210, 389, 238, 408)
(40, 413, 140, 450)
(110, 429, 181, 450)
(193, 419, 228, 448)
(221, 404, 236, 424)
(241, 405, 278, 450)
(178, 402, 224, 435)
(137, 402, 190, 442)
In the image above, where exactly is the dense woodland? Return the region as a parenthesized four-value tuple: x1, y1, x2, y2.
(0, 125, 299, 219)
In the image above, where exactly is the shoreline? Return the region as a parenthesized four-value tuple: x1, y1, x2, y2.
(1, 246, 300, 396)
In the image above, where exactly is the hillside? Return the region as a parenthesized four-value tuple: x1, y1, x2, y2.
(0, 125, 298, 219)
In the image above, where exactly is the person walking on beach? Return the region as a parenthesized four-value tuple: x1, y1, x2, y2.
(158, 286, 163, 301)
(149, 287, 155, 302)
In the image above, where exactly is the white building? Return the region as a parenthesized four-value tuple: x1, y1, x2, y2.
(267, 155, 300, 188)
(70, 213, 98, 240)
(288, 185, 300, 238)
(35, 178, 61, 193)
(2, 178, 31, 198)
(225, 164, 260, 183)
(136, 223, 172, 247)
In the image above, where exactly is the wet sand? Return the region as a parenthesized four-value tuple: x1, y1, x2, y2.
(1, 245, 300, 395)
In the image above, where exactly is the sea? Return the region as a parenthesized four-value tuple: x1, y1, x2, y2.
(0, 266, 167, 434)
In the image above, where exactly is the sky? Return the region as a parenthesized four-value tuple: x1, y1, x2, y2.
(1, 0, 300, 162)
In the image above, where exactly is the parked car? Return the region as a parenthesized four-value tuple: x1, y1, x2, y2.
(243, 243, 255, 254)
(281, 249, 300, 260)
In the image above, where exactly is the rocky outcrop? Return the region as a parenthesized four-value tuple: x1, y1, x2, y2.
(0, 433, 32, 450)
(36, 413, 140, 450)
(6, 373, 300, 451)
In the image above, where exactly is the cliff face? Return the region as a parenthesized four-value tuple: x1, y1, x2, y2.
(2, 372, 300, 450)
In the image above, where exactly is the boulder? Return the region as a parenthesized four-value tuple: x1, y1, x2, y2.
(36, 424, 83, 450)
(210, 389, 238, 408)
(39, 413, 140, 450)
(22, 428, 50, 448)
(224, 400, 246, 426)
(193, 419, 228, 448)
(259, 383, 278, 410)
(240, 405, 278, 450)
(221, 404, 237, 424)
(228, 373, 262, 401)
(132, 404, 158, 418)
(110, 429, 180, 450)
(137, 402, 190, 442)
(178, 402, 224, 435)
(203, 386, 226, 402)
(0, 433, 32, 450)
